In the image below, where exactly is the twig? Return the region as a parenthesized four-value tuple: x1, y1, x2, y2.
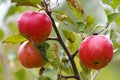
(91, 70, 99, 80)
(47, 37, 59, 41)
(96, 22, 110, 34)
(58, 74, 77, 79)
(72, 49, 78, 58)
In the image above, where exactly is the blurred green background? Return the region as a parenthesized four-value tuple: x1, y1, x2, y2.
(0, 0, 120, 80)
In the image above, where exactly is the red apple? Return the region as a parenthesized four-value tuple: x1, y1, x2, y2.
(17, 11, 52, 43)
(78, 35, 113, 70)
(18, 41, 44, 68)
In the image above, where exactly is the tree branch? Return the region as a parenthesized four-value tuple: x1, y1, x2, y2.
(41, 1, 81, 80)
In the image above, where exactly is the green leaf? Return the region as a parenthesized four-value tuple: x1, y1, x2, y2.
(66, 0, 84, 19)
(34, 42, 50, 62)
(14, 69, 26, 80)
(0, 28, 4, 40)
(54, 10, 76, 26)
(43, 68, 58, 80)
(63, 30, 76, 43)
(110, 0, 120, 9)
(2, 33, 27, 44)
(63, 30, 82, 53)
(11, 0, 41, 7)
(102, 0, 111, 4)
(46, 44, 61, 68)
(102, 0, 120, 9)
(85, 15, 94, 28)
(107, 13, 120, 22)
(4, 5, 24, 20)
(115, 16, 120, 26)
(76, 21, 86, 32)
(37, 76, 50, 80)
(80, 62, 91, 80)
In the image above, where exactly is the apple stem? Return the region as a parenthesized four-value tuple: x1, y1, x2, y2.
(94, 22, 110, 35)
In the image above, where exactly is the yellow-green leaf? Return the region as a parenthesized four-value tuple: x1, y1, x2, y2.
(66, 0, 84, 19)
(11, 0, 41, 7)
(2, 34, 27, 44)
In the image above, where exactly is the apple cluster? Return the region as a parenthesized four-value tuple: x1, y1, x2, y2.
(17, 11, 52, 68)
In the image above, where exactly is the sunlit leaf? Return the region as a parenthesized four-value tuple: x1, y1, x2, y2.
(102, 0, 120, 9)
(2, 33, 27, 44)
(85, 15, 94, 28)
(115, 16, 120, 26)
(0, 28, 4, 40)
(66, 0, 84, 19)
(11, 0, 41, 7)
(110, 0, 120, 9)
(107, 13, 120, 22)
(102, 0, 111, 4)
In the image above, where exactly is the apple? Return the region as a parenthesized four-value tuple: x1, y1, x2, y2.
(18, 41, 44, 68)
(17, 11, 52, 43)
(78, 35, 113, 70)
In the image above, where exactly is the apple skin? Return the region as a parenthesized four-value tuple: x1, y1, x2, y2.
(78, 35, 113, 70)
(18, 41, 44, 68)
(17, 11, 52, 43)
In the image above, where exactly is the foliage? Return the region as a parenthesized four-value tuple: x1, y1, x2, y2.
(1, 0, 120, 80)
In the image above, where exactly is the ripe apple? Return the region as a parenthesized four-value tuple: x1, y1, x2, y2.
(78, 35, 113, 70)
(18, 41, 44, 68)
(17, 11, 52, 43)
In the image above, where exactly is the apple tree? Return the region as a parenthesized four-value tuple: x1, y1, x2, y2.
(1, 0, 120, 80)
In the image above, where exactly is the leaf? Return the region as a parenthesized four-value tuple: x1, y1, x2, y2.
(63, 30, 76, 43)
(37, 76, 50, 80)
(63, 30, 82, 53)
(107, 13, 120, 22)
(85, 15, 94, 28)
(102, 0, 111, 4)
(80, 62, 91, 80)
(4, 5, 24, 20)
(76, 21, 86, 32)
(43, 68, 58, 80)
(46, 44, 61, 68)
(11, 0, 41, 7)
(66, 0, 84, 19)
(115, 16, 120, 26)
(110, 0, 120, 9)
(102, 0, 120, 9)
(34, 42, 50, 62)
(14, 69, 26, 80)
(54, 10, 76, 26)
(2, 34, 27, 44)
(0, 28, 4, 40)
